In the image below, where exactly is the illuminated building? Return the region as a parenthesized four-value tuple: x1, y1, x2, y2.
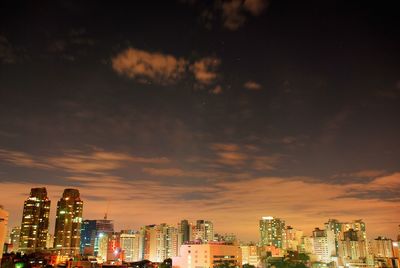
(140, 223, 180, 262)
(53, 188, 83, 257)
(46, 233, 54, 249)
(120, 231, 141, 262)
(80, 219, 97, 255)
(338, 228, 369, 267)
(194, 220, 214, 242)
(371, 237, 393, 258)
(0, 205, 9, 263)
(19, 187, 51, 253)
(172, 242, 242, 268)
(240, 244, 260, 266)
(107, 232, 121, 262)
(259, 216, 285, 248)
(95, 217, 115, 256)
(10, 226, 21, 252)
(325, 218, 342, 256)
(283, 226, 303, 251)
(312, 228, 336, 264)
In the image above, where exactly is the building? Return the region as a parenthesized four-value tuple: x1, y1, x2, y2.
(19, 187, 51, 253)
(338, 228, 369, 267)
(371, 237, 393, 258)
(53, 188, 83, 257)
(240, 244, 260, 267)
(259, 216, 285, 248)
(95, 217, 115, 257)
(80, 219, 97, 255)
(312, 228, 336, 264)
(140, 223, 180, 262)
(325, 219, 342, 256)
(194, 220, 214, 242)
(173, 242, 242, 268)
(120, 231, 141, 262)
(0, 206, 9, 263)
(179, 220, 191, 244)
(9, 226, 21, 252)
(283, 226, 303, 251)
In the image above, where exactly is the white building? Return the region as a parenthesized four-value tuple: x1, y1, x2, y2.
(173, 242, 242, 268)
(312, 228, 336, 263)
(120, 232, 141, 262)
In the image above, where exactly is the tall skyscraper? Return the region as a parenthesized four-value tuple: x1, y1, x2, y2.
(259, 216, 285, 248)
(53, 189, 83, 257)
(19, 187, 51, 253)
(0, 205, 9, 263)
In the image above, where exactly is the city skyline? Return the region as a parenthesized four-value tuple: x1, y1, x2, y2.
(1, 0, 400, 244)
(1, 186, 398, 243)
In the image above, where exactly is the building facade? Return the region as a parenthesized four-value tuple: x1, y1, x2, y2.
(173, 242, 242, 268)
(0, 206, 9, 263)
(259, 216, 285, 248)
(19, 187, 51, 253)
(53, 188, 83, 257)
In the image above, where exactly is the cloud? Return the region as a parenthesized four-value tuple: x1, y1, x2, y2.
(191, 57, 221, 85)
(211, 143, 240, 152)
(181, 0, 268, 30)
(0, 149, 52, 169)
(333, 169, 387, 180)
(112, 47, 221, 90)
(210, 142, 280, 169)
(112, 48, 188, 85)
(244, 80, 262, 90)
(0, 148, 169, 174)
(216, 151, 248, 166)
(222, 0, 269, 30)
(251, 155, 280, 171)
(210, 85, 223, 95)
(243, 0, 269, 16)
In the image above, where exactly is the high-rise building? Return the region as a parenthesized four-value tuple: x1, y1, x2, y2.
(325, 219, 342, 256)
(10, 226, 21, 252)
(259, 216, 285, 248)
(53, 189, 83, 257)
(194, 220, 214, 242)
(179, 220, 190, 243)
(120, 231, 141, 262)
(139, 223, 180, 262)
(0, 206, 9, 263)
(338, 228, 368, 267)
(312, 228, 336, 264)
(371, 237, 393, 258)
(19, 187, 51, 253)
(80, 220, 97, 255)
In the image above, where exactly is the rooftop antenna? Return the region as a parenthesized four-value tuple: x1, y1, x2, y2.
(104, 199, 109, 220)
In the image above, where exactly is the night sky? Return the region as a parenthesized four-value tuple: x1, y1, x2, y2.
(0, 0, 399, 241)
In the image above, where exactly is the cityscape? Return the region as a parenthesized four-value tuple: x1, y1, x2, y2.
(1, 0, 400, 268)
(0, 187, 399, 268)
